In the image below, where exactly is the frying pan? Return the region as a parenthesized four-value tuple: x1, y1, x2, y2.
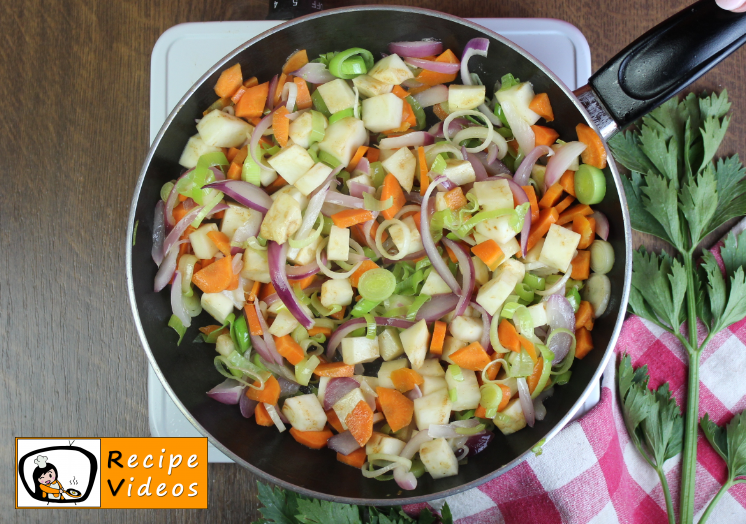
(126, 1, 746, 504)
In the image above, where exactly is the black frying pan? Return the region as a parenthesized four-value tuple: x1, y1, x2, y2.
(126, 1, 746, 504)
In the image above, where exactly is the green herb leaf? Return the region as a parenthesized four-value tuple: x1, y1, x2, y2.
(294, 497, 362, 524)
(620, 173, 672, 243)
(679, 168, 718, 245)
(608, 131, 660, 176)
(640, 173, 684, 250)
(255, 482, 301, 524)
(701, 411, 746, 481)
(639, 125, 680, 183)
(630, 250, 686, 330)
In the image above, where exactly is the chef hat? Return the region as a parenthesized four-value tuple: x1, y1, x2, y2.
(34, 455, 48, 469)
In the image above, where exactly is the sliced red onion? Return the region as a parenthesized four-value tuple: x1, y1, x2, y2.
(405, 385, 423, 400)
(286, 256, 323, 280)
(442, 239, 474, 317)
(250, 111, 277, 179)
(460, 38, 489, 85)
(352, 157, 370, 177)
(504, 180, 532, 257)
(545, 294, 575, 364)
(328, 430, 361, 455)
(290, 62, 336, 84)
(287, 108, 310, 121)
(265, 74, 279, 112)
(162, 205, 202, 257)
(209, 165, 226, 181)
(264, 403, 287, 432)
(288, 175, 337, 260)
(154, 243, 180, 292)
(388, 40, 443, 58)
(380, 249, 427, 265)
(152, 201, 166, 266)
(379, 132, 434, 150)
(474, 151, 511, 177)
(171, 271, 191, 327)
(204, 180, 273, 214)
(400, 429, 433, 460)
(394, 466, 418, 491)
(240, 392, 258, 417)
(326, 317, 415, 359)
(517, 377, 535, 427)
(486, 143, 498, 165)
(254, 299, 284, 365)
(325, 191, 365, 209)
(534, 397, 547, 421)
(412, 85, 448, 109)
(544, 142, 587, 191)
(232, 253, 243, 275)
(164, 168, 194, 228)
(268, 241, 315, 329)
(463, 147, 488, 181)
(276, 376, 301, 398)
(404, 57, 459, 74)
(349, 181, 375, 199)
(513, 145, 554, 186)
(323, 378, 360, 411)
(207, 378, 245, 405)
(470, 301, 492, 353)
(464, 431, 494, 457)
(415, 294, 459, 322)
(591, 211, 609, 240)
(281, 80, 298, 112)
(421, 176, 461, 294)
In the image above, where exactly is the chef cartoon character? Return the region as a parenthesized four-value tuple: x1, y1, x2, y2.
(33, 455, 66, 501)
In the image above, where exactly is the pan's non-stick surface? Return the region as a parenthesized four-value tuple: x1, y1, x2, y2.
(128, 6, 630, 504)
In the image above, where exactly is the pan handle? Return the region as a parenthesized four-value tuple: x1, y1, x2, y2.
(586, 0, 746, 134)
(267, 0, 325, 20)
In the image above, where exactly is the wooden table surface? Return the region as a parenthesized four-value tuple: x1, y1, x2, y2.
(2, 0, 744, 522)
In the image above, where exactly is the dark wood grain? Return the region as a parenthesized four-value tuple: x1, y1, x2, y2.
(1, 0, 744, 522)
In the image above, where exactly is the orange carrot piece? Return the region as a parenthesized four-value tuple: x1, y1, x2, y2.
(573, 215, 595, 250)
(381, 174, 406, 220)
(265, 175, 289, 194)
(254, 402, 274, 426)
(331, 209, 375, 229)
(522, 185, 540, 221)
(270, 105, 291, 148)
(444, 243, 459, 264)
(235, 82, 269, 119)
(557, 204, 593, 226)
(416, 146, 429, 196)
(484, 352, 502, 381)
(376, 387, 414, 432)
(192, 256, 233, 293)
(207, 231, 232, 257)
(415, 49, 459, 85)
(293, 77, 312, 109)
(326, 409, 345, 433)
(431, 321, 447, 355)
(555, 195, 576, 214)
(392, 85, 409, 99)
(289, 427, 333, 449)
(498, 319, 521, 353)
(244, 304, 263, 336)
(273, 73, 288, 107)
(226, 162, 242, 180)
(231, 85, 248, 104)
(243, 76, 259, 88)
(538, 183, 564, 209)
(575, 327, 594, 359)
(258, 283, 276, 301)
(444, 187, 468, 210)
(348, 146, 369, 172)
(559, 170, 576, 196)
(313, 362, 355, 377)
(346, 401, 374, 447)
(576, 123, 607, 169)
(366, 147, 380, 162)
(274, 335, 306, 365)
(330, 308, 346, 321)
(497, 384, 511, 411)
(226, 147, 241, 163)
(526, 357, 544, 394)
(308, 326, 332, 337)
(337, 448, 367, 469)
(450, 342, 492, 371)
(402, 101, 417, 128)
(518, 335, 538, 361)
(215, 63, 243, 98)
(226, 272, 240, 291)
(390, 368, 425, 393)
(246, 281, 261, 303)
(531, 125, 560, 147)
(571, 250, 591, 281)
(199, 325, 224, 336)
(471, 239, 504, 271)
(172, 203, 188, 223)
(575, 300, 595, 332)
(292, 274, 316, 290)
(526, 207, 559, 252)
(350, 260, 379, 288)
(529, 93, 554, 122)
(433, 103, 449, 121)
(246, 376, 281, 405)
(283, 49, 309, 74)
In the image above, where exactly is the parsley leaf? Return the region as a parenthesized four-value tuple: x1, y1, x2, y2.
(294, 498, 361, 524)
(608, 130, 660, 175)
(620, 172, 672, 243)
(629, 250, 686, 331)
(255, 482, 301, 524)
(679, 168, 718, 246)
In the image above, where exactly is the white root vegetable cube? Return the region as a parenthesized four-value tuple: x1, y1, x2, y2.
(524, 238, 545, 263)
(271, 185, 308, 211)
(317, 78, 357, 114)
(333, 388, 366, 430)
(317, 376, 331, 407)
(528, 303, 548, 327)
(189, 223, 220, 260)
(473, 256, 491, 286)
(197, 109, 253, 148)
(389, 215, 424, 258)
(448, 84, 486, 111)
(421, 270, 452, 296)
(476, 259, 526, 315)
(260, 167, 278, 187)
(494, 398, 527, 435)
(381, 146, 416, 192)
(352, 74, 394, 98)
(368, 54, 415, 85)
(420, 375, 447, 395)
(215, 333, 235, 357)
(378, 327, 405, 361)
(179, 134, 222, 168)
(495, 82, 541, 125)
(445, 368, 481, 410)
(342, 337, 380, 365)
(540, 224, 582, 272)
(498, 238, 520, 262)
(400, 319, 430, 369)
(366, 433, 406, 456)
(475, 215, 518, 245)
(471, 179, 514, 211)
(287, 234, 322, 266)
(362, 93, 404, 134)
(318, 117, 368, 167)
(221, 203, 261, 242)
(321, 278, 354, 308)
(289, 111, 328, 149)
(413, 388, 452, 430)
(259, 194, 302, 245)
(419, 438, 459, 479)
(418, 359, 445, 377)
(267, 144, 315, 185)
(442, 159, 476, 186)
(201, 292, 235, 325)
(440, 336, 467, 365)
(378, 358, 409, 389)
(268, 309, 300, 337)
(435, 191, 449, 212)
(449, 316, 483, 344)
(551, 142, 581, 170)
(294, 162, 334, 196)
(241, 246, 271, 283)
(282, 394, 328, 432)
(327, 225, 351, 261)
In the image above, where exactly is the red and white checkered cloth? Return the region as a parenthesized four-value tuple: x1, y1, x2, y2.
(405, 221, 746, 524)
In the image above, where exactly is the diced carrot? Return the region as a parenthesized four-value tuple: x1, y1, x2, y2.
(291, 274, 316, 290)
(471, 239, 504, 271)
(366, 147, 380, 162)
(575, 300, 595, 332)
(308, 326, 332, 337)
(293, 77, 312, 109)
(273, 73, 288, 107)
(326, 409, 345, 433)
(390, 368, 424, 393)
(254, 402, 274, 426)
(330, 308, 346, 321)
(348, 146, 369, 172)
(244, 76, 259, 88)
(231, 85, 248, 104)
(518, 335, 537, 361)
(272, 105, 290, 148)
(526, 207, 559, 252)
(417, 146, 429, 196)
(226, 272, 240, 291)
(235, 81, 269, 119)
(226, 162, 241, 180)
(532, 125, 559, 147)
(350, 260, 379, 288)
(346, 401, 373, 447)
(573, 215, 595, 250)
(575, 327, 594, 359)
(497, 384, 511, 411)
(555, 195, 575, 214)
(180, 225, 196, 241)
(337, 448, 367, 469)
(215, 63, 243, 98)
(433, 103, 449, 121)
(485, 352, 502, 381)
(245, 281, 261, 303)
(498, 319, 521, 353)
(192, 256, 233, 293)
(375, 396, 383, 413)
(289, 427, 333, 449)
(522, 185, 540, 222)
(559, 170, 576, 196)
(259, 283, 276, 301)
(313, 362, 355, 377)
(213, 210, 226, 219)
(538, 183, 564, 209)
(415, 49, 459, 86)
(206, 231, 232, 257)
(249, 117, 262, 126)
(526, 357, 544, 394)
(571, 250, 591, 281)
(246, 376, 281, 405)
(529, 93, 554, 122)
(283, 49, 309, 74)
(376, 387, 414, 432)
(576, 123, 607, 169)
(475, 404, 487, 418)
(450, 342, 492, 371)
(331, 209, 375, 229)
(444, 187, 468, 210)
(265, 175, 289, 194)
(380, 174, 406, 220)
(226, 147, 241, 163)
(172, 203, 188, 223)
(444, 243, 458, 264)
(557, 204, 594, 225)
(392, 85, 409, 99)
(178, 193, 188, 203)
(244, 304, 263, 336)
(199, 325, 224, 336)
(431, 321, 447, 355)
(274, 335, 306, 365)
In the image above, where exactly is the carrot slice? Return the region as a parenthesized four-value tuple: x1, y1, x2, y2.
(346, 401, 374, 447)
(246, 375, 281, 405)
(293, 77, 312, 109)
(378, 173, 406, 221)
(518, 335, 537, 361)
(350, 260, 379, 288)
(283, 49, 309, 74)
(471, 239, 504, 271)
(571, 250, 591, 281)
(538, 183, 564, 209)
(337, 448, 367, 469)
(417, 146, 429, 196)
(450, 342, 491, 371)
(522, 185, 540, 221)
(526, 358, 544, 394)
(348, 146, 369, 172)
(575, 327, 594, 359)
(313, 362, 355, 377)
(498, 319, 521, 353)
(215, 63, 243, 98)
(430, 321, 447, 355)
(392, 85, 409, 99)
(559, 170, 576, 196)
(331, 209, 375, 229)
(557, 203, 593, 225)
(235, 82, 269, 119)
(415, 49, 459, 85)
(274, 335, 306, 365)
(529, 93, 554, 122)
(272, 105, 290, 148)
(575, 300, 595, 331)
(526, 207, 559, 252)
(376, 387, 414, 432)
(573, 215, 595, 249)
(192, 256, 233, 293)
(273, 73, 288, 108)
(390, 368, 424, 393)
(326, 409, 345, 433)
(444, 187, 468, 210)
(206, 231, 232, 257)
(531, 125, 559, 147)
(254, 402, 274, 426)
(244, 304, 263, 336)
(308, 326, 332, 337)
(555, 195, 576, 214)
(576, 123, 607, 169)
(289, 427, 333, 449)
(243, 76, 259, 88)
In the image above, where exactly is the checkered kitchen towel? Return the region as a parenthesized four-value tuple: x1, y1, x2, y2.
(404, 220, 746, 524)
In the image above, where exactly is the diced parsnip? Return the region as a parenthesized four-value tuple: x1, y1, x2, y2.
(197, 109, 253, 148)
(524, 238, 545, 263)
(271, 185, 308, 211)
(475, 214, 518, 245)
(333, 388, 366, 430)
(268, 309, 300, 337)
(435, 192, 449, 212)
(527, 302, 548, 327)
(381, 147, 416, 192)
(222, 286, 246, 310)
(442, 307, 473, 324)
(287, 234, 322, 266)
(378, 358, 409, 389)
(260, 166, 278, 187)
(179, 134, 222, 168)
(400, 319, 430, 369)
(363, 93, 404, 134)
(378, 327, 405, 361)
(476, 259, 525, 315)
(321, 278, 354, 308)
(267, 144, 315, 185)
(472, 256, 490, 286)
(493, 398, 527, 435)
(445, 368, 481, 410)
(418, 359, 445, 377)
(449, 315, 483, 344)
(327, 225, 350, 261)
(354, 375, 380, 390)
(413, 388, 452, 430)
(389, 215, 424, 258)
(189, 223, 220, 260)
(289, 111, 328, 149)
(366, 433, 406, 456)
(346, 174, 373, 191)
(419, 437, 459, 479)
(352, 74, 394, 98)
(317, 376, 331, 407)
(318, 117, 368, 167)
(341, 336, 380, 365)
(282, 394, 328, 432)
(440, 336, 467, 365)
(420, 375, 447, 395)
(240, 245, 271, 283)
(470, 179, 513, 211)
(442, 159, 476, 186)
(317, 78, 357, 114)
(495, 82, 541, 125)
(215, 333, 235, 357)
(294, 162, 334, 196)
(539, 224, 581, 272)
(421, 270, 453, 295)
(368, 54, 414, 85)
(378, 148, 398, 163)
(201, 292, 235, 324)
(259, 194, 302, 245)
(497, 237, 520, 263)
(551, 142, 582, 171)
(221, 203, 262, 241)
(448, 84, 486, 111)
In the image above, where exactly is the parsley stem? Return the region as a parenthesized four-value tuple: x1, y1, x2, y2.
(655, 466, 676, 524)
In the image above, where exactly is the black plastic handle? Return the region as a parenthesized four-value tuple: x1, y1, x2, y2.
(590, 0, 746, 129)
(267, 0, 324, 20)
